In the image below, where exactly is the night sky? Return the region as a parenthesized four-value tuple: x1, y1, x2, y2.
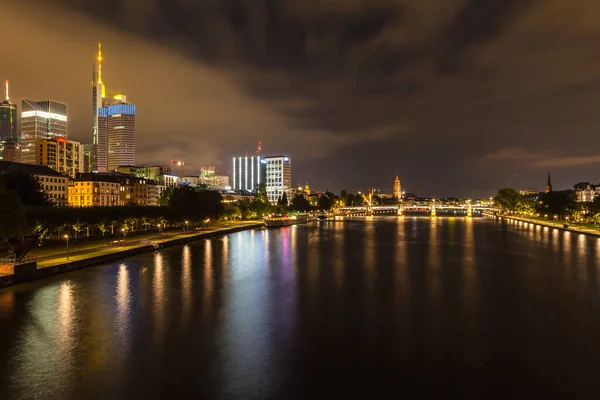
(5, 0, 600, 197)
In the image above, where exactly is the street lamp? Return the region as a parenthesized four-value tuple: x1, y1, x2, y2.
(64, 234, 69, 260)
(185, 220, 189, 231)
(122, 228, 126, 241)
(204, 219, 210, 229)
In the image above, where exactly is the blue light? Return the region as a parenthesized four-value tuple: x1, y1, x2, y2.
(283, 157, 289, 162)
(260, 159, 267, 164)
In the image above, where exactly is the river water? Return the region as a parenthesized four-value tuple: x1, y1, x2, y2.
(1, 217, 600, 399)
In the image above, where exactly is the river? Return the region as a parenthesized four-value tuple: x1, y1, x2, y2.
(1, 217, 599, 399)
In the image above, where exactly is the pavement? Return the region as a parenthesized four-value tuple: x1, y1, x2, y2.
(23, 222, 262, 269)
(501, 215, 600, 237)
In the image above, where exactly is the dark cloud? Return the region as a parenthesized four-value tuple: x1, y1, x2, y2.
(6, 0, 600, 196)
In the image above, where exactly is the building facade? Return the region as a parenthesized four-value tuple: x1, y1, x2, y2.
(68, 173, 120, 207)
(214, 175, 229, 187)
(114, 165, 171, 181)
(0, 141, 21, 162)
(232, 155, 263, 192)
(98, 97, 136, 172)
(573, 182, 600, 202)
(21, 99, 68, 164)
(34, 137, 83, 178)
(263, 155, 292, 204)
(0, 160, 69, 206)
(0, 80, 18, 142)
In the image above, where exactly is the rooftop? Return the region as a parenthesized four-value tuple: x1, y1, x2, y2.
(0, 160, 65, 177)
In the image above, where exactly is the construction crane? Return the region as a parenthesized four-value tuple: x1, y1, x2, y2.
(170, 160, 185, 178)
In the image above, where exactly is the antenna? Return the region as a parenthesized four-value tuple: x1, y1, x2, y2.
(5, 80, 9, 101)
(256, 141, 262, 154)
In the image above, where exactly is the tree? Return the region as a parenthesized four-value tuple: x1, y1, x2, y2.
(494, 188, 521, 211)
(1, 172, 52, 207)
(290, 195, 311, 212)
(538, 190, 578, 219)
(340, 190, 348, 206)
(0, 190, 28, 241)
(278, 191, 289, 206)
(318, 194, 331, 210)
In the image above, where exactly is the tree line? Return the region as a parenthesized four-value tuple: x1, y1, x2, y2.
(493, 188, 599, 222)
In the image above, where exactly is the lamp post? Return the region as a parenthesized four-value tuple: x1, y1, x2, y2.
(64, 234, 69, 260)
(122, 228, 126, 242)
(185, 220, 189, 231)
(204, 219, 210, 229)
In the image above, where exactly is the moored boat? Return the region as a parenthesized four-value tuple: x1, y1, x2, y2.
(264, 213, 310, 227)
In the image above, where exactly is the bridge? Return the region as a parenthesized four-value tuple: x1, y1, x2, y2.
(337, 191, 498, 217)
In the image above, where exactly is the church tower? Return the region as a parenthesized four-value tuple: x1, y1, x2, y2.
(545, 173, 553, 193)
(394, 175, 401, 200)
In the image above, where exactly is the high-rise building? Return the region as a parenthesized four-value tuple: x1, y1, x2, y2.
(0, 80, 18, 142)
(394, 175, 402, 200)
(90, 42, 106, 172)
(21, 99, 68, 164)
(232, 155, 264, 192)
(98, 95, 136, 171)
(263, 155, 292, 204)
(34, 137, 83, 178)
(0, 140, 21, 162)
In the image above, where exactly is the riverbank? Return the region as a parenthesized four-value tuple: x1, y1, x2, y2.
(489, 213, 600, 237)
(0, 222, 263, 288)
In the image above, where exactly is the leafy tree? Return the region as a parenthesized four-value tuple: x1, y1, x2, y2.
(0, 190, 28, 241)
(339, 190, 348, 206)
(290, 195, 311, 212)
(537, 190, 578, 219)
(278, 191, 289, 206)
(1, 172, 52, 207)
(494, 188, 521, 211)
(318, 195, 331, 210)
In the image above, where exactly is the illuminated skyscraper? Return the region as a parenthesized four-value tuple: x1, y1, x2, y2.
(20, 99, 68, 164)
(232, 155, 263, 192)
(263, 155, 292, 204)
(0, 80, 18, 142)
(90, 42, 106, 172)
(99, 95, 136, 171)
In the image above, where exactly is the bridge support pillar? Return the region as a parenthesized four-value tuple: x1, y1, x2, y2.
(431, 206, 437, 218)
(397, 207, 404, 217)
(366, 207, 373, 217)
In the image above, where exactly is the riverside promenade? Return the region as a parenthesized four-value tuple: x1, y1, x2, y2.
(0, 221, 263, 287)
(493, 213, 600, 237)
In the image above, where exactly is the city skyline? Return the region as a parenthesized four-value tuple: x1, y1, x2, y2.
(4, 1, 600, 197)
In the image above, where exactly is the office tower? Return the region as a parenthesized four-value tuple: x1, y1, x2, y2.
(34, 137, 83, 178)
(0, 80, 18, 142)
(232, 155, 263, 191)
(21, 99, 68, 164)
(263, 155, 292, 204)
(98, 95, 136, 171)
(90, 42, 106, 172)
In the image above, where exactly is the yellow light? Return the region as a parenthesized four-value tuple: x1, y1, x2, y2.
(113, 94, 123, 101)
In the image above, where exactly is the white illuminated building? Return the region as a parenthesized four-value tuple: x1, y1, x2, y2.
(264, 155, 292, 204)
(21, 99, 68, 164)
(232, 155, 262, 192)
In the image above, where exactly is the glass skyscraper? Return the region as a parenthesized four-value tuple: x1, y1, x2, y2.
(0, 80, 18, 142)
(99, 97, 136, 171)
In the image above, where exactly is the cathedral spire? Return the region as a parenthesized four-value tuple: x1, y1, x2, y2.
(545, 172, 553, 193)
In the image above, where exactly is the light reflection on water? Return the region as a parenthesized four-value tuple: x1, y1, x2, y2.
(2, 218, 600, 398)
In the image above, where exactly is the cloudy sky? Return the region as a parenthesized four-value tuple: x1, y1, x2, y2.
(4, 0, 600, 196)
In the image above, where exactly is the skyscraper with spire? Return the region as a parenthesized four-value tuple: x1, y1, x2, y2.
(545, 173, 553, 193)
(0, 80, 18, 142)
(90, 42, 106, 172)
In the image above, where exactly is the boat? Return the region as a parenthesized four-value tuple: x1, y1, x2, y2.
(264, 213, 310, 227)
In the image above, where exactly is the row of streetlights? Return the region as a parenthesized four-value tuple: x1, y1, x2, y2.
(63, 219, 213, 260)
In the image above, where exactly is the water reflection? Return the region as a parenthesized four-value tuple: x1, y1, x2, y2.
(115, 264, 131, 342)
(152, 252, 165, 345)
(181, 246, 192, 325)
